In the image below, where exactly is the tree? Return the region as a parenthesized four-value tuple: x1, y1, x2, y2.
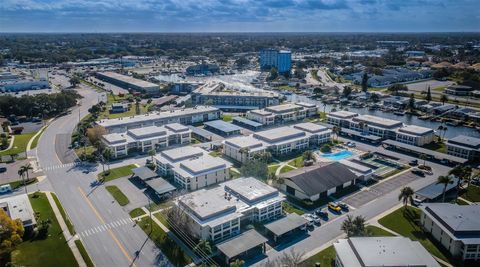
(148, 149, 156, 163)
(17, 164, 33, 194)
(419, 153, 428, 167)
(320, 144, 332, 153)
(437, 125, 444, 142)
(341, 215, 367, 237)
(449, 165, 472, 201)
(102, 149, 112, 171)
(0, 209, 24, 257)
(369, 93, 380, 103)
(278, 248, 304, 267)
(425, 86, 432, 102)
(437, 175, 453, 202)
(387, 84, 408, 95)
(332, 126, 342, 141)
(302, 150, 314, 162)
(69, 76, 80, 87)
(240, 160, 268, 180)
(135, 98, 141, 115)
(86, 125, 106, 147)
(408, 93, 415, 111)
(440, 94, 449, 105)
(268, 67, 278, 81)
(441, 126, 448, 141)
(398, 186, 414, 209)
(230, 259, 245, 267)
(361, 72, 369, 93)
(194, 239, 212, 258)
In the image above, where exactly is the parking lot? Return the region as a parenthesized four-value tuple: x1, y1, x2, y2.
(343, 170, 421, 208)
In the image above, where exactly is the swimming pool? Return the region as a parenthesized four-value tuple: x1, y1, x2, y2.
(321, 150, 355, 161)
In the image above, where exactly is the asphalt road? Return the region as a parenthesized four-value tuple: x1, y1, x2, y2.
(253, 138, 452, 266)
(35, 84, 168, 267)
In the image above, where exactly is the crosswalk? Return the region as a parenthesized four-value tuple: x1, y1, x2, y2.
(42, 162, 82, 171)
(79, 218, 134, 238)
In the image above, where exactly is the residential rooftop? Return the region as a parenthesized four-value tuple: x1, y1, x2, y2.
(102, 123, 190, 145)
(353, 114, 403, 129)
(421, 203, 480, 235)
(253, 126, 306, 143)
(204, 120, 243, 133)
(293, 122, 329, 133)
(448, 135, 480, 149)
(328, 110, 358, 119)
(397, 125, 434, 136)
(0, 194, 36, 227)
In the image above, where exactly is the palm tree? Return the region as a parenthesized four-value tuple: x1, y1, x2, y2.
(398, 186, 414, 210)
(148, 148, 156, 165)
(341, 215, 366, 237)
(442, 126, 448, 141)
(194, 239, 212, 257)
(102, 149, 112, 171)
(419, 153, 428, 167)
(302, 150, 314, 161)
(440, 94, 448, 105)
(332, 126, 342, 141)
(437, 175, 453, 202)
(20, 163, 33, 181)
(449, 165, 472, 201)
(437, 125, 444, 142)
(18, 168, 26, 193)
(230, 259, 245, 267)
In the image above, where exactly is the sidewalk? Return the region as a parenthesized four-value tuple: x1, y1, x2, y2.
(45, 191, 87, 267)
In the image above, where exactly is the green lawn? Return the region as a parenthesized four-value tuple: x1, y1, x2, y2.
(229, 169, 241, 179)
(74, 240, 94, 267)
(282, 201, 305, 215)
(461, 185, 480, 202)
(267, 165, 280, 175)
(366, 225, 395, 237)
(222, 114, 233, 122)
(12, 193, 78, 267)
(138, 217, 192, 267)
(275, 85, 298, 92)
(105, 185, 130, 206)
(454, 198, 470, 205)
(0, 132, 36, 156)
(208, 151, 222, 157)
(74, 145, 96, 158)
(279, 165, 295, 174)
(129, 208, 146, 218)
(3, 178, 38, 190)
(422, 141, 446, 153)
(288, 155, 304, 168)
(379, 206, 451, 263)
(104, 104, 151, 119)
(30, 126, 47, 149)
(368, 87, 387, 91)
(381, 166, 409, 179)
(98, 164, 137, 182)
(432, 86, 447, 92)
(51, 193, 75, 235)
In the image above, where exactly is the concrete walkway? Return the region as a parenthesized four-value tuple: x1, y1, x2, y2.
(45, 191, 88, 267)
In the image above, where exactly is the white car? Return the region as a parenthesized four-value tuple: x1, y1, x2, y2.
(302, 215, 315, 227)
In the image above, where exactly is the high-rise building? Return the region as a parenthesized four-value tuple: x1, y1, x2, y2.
(259, 49, 292, 74)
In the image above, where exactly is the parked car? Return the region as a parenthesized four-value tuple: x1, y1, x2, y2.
(338, 202, 349, 211)
(307, 214, 321, 225)
(409, 159, 418, 166)
(302, 215, 315, 227)
(0, 167, 7, 173)
(0, 184, 12, 193)
(347, 142, 356, 148)
(328, 202, 341, 212)
(411, 168, 425, 177)
(315, 209, 329, 220)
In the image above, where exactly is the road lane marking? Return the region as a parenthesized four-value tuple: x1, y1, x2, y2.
(78, 187, 136, 267)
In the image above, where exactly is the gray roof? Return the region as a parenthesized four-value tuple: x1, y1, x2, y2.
(232, 117, 263, 128)
(132, 167, 157, 181)
(341, 128, 382, 141)
(334, 237, 441, 267)
(293, 122, 329, 134)
(145, 178, 176, 195)
(382, 139, 467, 164)
(216, 230, 267, 259)
(448, 135, 480, 149)
(422, 203, 480, 236)
(97, 71, 158, 88)
(281, 162, 358, 196)
(204, 120, 243, 133)
(264, 213, 308, 236)
(397, 125, 434, 136)
(415, 177, 459, 200)
(253, 126, 306, 143)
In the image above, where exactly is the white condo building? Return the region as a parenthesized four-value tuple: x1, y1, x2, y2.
(155, 146, 232, 191)
(176, 177, 284, 243)
(246, 102, 318, 126)
(101, 123, 191, 158)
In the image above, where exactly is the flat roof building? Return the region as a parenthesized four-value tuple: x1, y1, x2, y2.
(155, 146, 232, 191)
(420, 203, 480, 262)
(334, 237, 440, 267)
(204, 120, 243, 137)
(395, 125, 436, 146)
(101, 123, 191, 158)
(246, 102, 318, 126)
(447, 135, 480, 161)
(0, 194, 36, 228)
(96, 71, 160, 94)
(192, 82, 280, 111)
(96, 106, 221, 133)
(176, 177, 284, 243)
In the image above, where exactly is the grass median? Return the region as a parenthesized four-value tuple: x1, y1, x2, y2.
(98, 164, 137, 182)
(105, 185, 130, 206)
(74, 240, 94, 267)
(51, 193, 76, 235)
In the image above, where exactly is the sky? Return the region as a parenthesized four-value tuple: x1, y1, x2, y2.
(1, 0, 479, 32)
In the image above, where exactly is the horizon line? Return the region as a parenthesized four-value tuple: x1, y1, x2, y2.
(1, 31, 480, 34)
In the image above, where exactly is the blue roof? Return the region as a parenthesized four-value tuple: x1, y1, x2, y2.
(415, 177, 459, 200)
(204, 120, 243, 133)
(233, 117, 263, 127)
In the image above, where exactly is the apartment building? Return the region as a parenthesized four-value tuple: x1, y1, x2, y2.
(154, 146, 232, 191)
(420, 203, 480, 262)
(101, 123, 191, 158)
(395, 125, 436, 146)
(259, 49, 292, 74)
(326, 111, 358, 127)
(96, 106, 221, 133)
(246, 102, 318, 126)
(176, 177, 284, 243)
(222, 122, 331, 162)
(191, 82, 280, 111)
(447, 135, 480, 161)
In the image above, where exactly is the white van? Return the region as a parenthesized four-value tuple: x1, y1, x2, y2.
(0, 184, 12, 193)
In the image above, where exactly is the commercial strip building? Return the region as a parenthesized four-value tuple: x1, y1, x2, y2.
(327, 111, 436, 146)
(246, 102, 318, 126)
(259, 49, 292, 74)
(0, 72, 49, 92)
(95, 71, 160, 94)
(420, 203, 480, 262)
(176, 177, 284, 243)
(0, 194, 36, 228)
(96, 106, 221, 133)
(446, 135, 480, 161)
(101, 123, 191, 158)
(191, 82, 280, 111)
(334, 237, 440, 267)
(222, 122, 332, 163)
(279, 162, 359, 202)
(154, 146, 232, 191)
